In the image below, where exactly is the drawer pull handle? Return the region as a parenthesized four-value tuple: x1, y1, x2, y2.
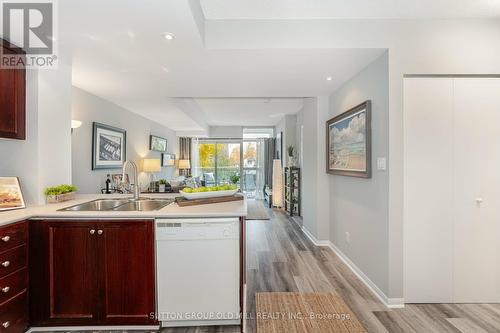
(89, 229, 96, 235)
(97, 230, 103, 235)
(1, 236, 10, 242)
(2, 321, 9, 328)
(1, 286, 9, 293)
(1, 261, 10, 267)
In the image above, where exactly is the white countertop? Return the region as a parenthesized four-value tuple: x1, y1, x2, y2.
(0, 193, 247, 226)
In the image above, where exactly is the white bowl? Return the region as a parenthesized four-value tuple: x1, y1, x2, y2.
(179, 189, 239, 200)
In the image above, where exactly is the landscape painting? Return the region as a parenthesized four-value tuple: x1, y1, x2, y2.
(326, 101, 371, 178)
(150, 135, 167, 152)
(0, 177, 26, 211)
(92, 122, 127, 170)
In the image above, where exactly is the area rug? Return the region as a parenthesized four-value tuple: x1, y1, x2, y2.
(246, 199, 270, 220)
(256, 292, 367, 333)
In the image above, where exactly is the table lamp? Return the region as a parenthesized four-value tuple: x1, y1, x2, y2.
(178, 159, 191, 177)
(142, 158, 161, 192)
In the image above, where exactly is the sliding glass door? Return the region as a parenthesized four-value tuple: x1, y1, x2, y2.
(196, 140, 242, 189)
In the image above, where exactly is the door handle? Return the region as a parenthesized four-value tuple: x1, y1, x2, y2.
(1, 286, 10, 293)
(1, 261, 10, 267)
(1, 236, 10, 242)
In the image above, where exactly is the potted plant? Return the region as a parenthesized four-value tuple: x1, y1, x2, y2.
(158, 179, 168, 192)
(229, 172, 240, 185)
(44, 184, 78, 203)
(287, 145, 297, 167)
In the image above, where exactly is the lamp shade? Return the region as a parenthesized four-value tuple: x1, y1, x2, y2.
(178, 159, 191, 169)
(272, 159, 283, 207)
(71, 120, 82, 129)
(142, 159, 161, 172)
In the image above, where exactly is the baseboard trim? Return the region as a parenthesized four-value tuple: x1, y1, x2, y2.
(301, 226, 404, 309)
(27, 325, 160, 332)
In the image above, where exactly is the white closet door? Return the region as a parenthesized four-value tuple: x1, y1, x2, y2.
(404, 78, 454, 303)
(453, 79, 500, 303)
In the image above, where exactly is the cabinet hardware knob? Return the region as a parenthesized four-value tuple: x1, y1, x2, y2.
(97, 230, 103, 235)
(1, 236, 10, 242)
(1, 286, 10, 293)
(2, 321, 10, 328)
(90, 229, 96, 235)
(1, 261, 10, 267)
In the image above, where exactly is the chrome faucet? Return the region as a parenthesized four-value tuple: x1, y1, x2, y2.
(122, 160, 140, 200)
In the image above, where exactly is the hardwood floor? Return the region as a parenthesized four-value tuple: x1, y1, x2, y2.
(162, 201, 500, 333)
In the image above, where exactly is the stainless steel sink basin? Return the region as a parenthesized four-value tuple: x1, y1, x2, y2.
(61, 199, 132, 211)
(112, 199, 173, 211)
(59, 198, 173, 212)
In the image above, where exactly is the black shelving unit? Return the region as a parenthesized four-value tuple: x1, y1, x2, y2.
(284, 167, 301, 216)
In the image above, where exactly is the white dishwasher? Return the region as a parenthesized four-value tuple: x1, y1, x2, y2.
(155, 218, 240, 327)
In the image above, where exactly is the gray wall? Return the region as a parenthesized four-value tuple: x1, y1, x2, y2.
(275, 114, 297, 167)
(72, 87, 178, 194)
(328, 53, 389, 294)
(209, 126, 242, 138)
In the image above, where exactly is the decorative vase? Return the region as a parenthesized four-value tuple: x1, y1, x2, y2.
(46, 192, 76, 204)
(287, 156, 297, 167)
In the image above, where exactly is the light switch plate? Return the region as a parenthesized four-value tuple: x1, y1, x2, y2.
(377, 157, 387, 171)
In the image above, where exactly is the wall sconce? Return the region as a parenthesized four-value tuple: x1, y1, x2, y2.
(71, 120, 82, 134)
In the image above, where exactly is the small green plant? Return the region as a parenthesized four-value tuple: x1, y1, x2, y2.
(43, 184, 77, 196)
(159, 179, 168, 185)
(229, 172, 240, 184)
(287, 145, 295, 157)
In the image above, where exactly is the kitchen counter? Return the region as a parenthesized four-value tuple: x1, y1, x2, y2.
(0, 193, 247, 226)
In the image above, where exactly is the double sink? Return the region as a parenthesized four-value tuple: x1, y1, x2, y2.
(59, 198, 174, 212)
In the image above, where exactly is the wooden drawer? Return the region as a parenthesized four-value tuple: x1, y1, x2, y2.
(0, 292, 27, 333)
(0, 269, 27, 306)
(0, 223, 27, 254)
(0, 246, 26, 279)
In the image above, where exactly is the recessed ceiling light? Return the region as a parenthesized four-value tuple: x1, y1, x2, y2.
(326, 76, 333, 81)
(163, 32, 175, 40)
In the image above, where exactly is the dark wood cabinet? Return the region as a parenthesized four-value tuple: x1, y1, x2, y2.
(29, 220, 156, 326)
(0, 221, 29, 333)
(0, 40, 26, 140)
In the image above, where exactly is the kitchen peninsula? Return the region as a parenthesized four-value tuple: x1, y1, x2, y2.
(0, 194, 247, 332)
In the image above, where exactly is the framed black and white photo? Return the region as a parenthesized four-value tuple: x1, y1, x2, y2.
(326, 100, 371, 178)
(161, 153, 175, 167)
(150, 135, 167, 152)
(92, 122, 127, 170)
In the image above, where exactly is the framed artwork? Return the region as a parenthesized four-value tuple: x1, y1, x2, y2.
(92, 122, 127, 170)
(111, 174, 130, 192)
(150, 135, 167, 152)
(161, 153, 175, 167)
(326, 100, 371, 178)
(0, 177, 26, 211)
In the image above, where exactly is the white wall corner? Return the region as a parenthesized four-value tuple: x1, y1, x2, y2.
(301, 226, 404, 309)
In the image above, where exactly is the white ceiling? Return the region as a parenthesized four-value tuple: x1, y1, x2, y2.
(60, 0, 387, 131)
(194, 98, 304, 126)
(201, 0, 500, 19)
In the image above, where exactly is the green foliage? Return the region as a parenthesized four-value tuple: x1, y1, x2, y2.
(159, 179, 168, 185)
(229, 172, 240, 184)
(182, 184, 237, 193)
(44, 184, 77, 196)
(287, 145, 295, 157)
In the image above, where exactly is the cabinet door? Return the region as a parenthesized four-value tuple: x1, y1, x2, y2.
(29, 221, 99, 325)
(98, 220, 155, 325)
(453, 79, 500, 302)
(0, 42, 26, 140)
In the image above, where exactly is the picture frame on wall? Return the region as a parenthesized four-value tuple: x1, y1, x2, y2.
(326, 100, 371, 178)
(0, 177, 26, 211)
(92, 122, 127, 170)
(161, 153, 175, 167)
(150, 135, 167, 152)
